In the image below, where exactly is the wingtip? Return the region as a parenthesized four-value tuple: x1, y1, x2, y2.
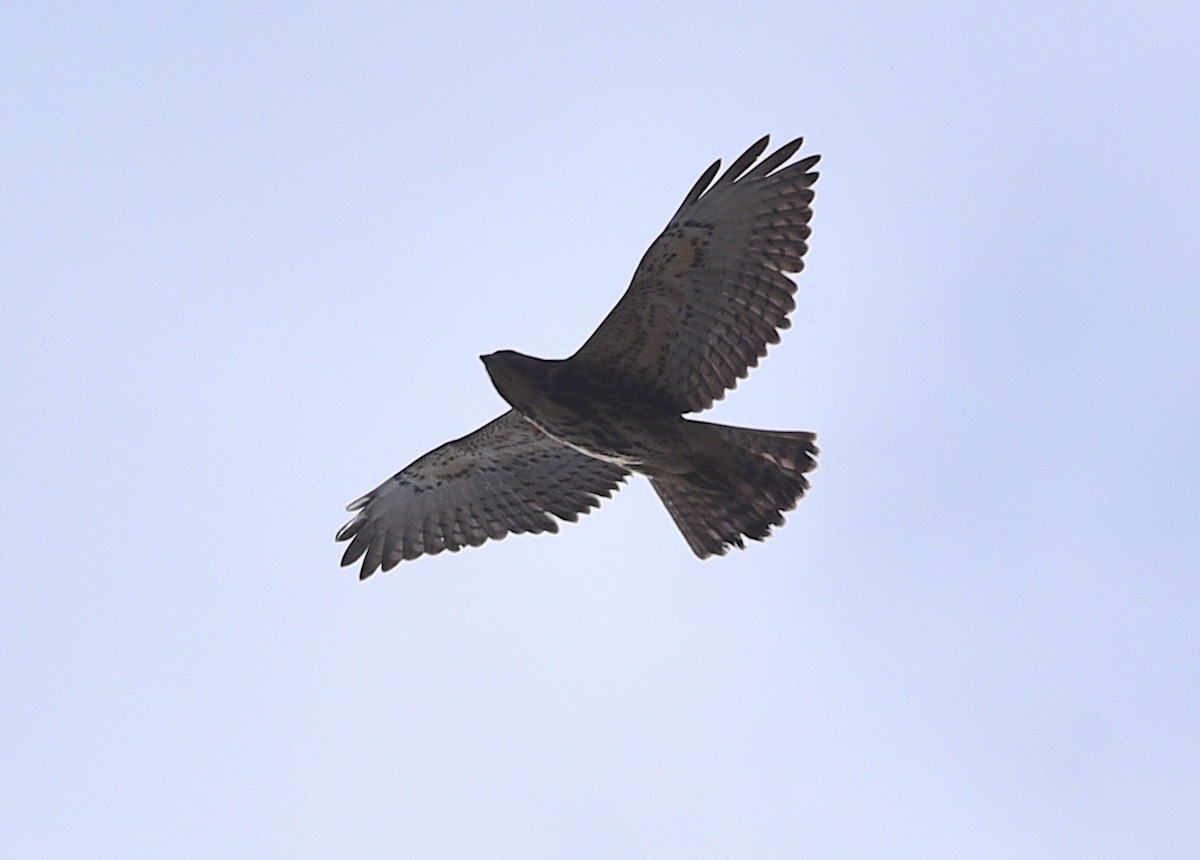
(717, 136, 772, 185)
(335, 516, 359, 542)
(680, 158, 722, 208)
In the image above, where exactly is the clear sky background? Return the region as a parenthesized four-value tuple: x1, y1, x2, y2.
(3, 3, 1197, 857)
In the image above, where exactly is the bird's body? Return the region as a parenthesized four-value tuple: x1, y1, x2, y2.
(481, 351, 687, 474)
(338, 136, 822, 578)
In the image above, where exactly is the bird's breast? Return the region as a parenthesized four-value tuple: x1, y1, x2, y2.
(516, 384, 683, 470)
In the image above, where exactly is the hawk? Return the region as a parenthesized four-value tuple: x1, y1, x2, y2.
(337, 135, 820, 578)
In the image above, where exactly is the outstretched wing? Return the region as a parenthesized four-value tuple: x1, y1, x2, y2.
(336, 410, 629, 578)
(573, 136, 819, 413)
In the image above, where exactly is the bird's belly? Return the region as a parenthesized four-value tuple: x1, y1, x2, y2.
(520, 400, 683, 472)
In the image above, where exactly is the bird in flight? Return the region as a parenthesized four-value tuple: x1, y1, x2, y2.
(337, 135, 821, 578)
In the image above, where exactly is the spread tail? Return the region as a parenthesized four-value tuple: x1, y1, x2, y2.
(650, 421, 818, 558)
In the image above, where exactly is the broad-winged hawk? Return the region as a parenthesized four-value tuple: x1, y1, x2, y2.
(337, 136, 820, 578)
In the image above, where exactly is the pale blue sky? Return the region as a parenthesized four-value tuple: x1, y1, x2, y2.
(3, 3, 1198, 857)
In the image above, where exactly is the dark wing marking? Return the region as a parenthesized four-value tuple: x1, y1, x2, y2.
(336, 410, 629, 578)
(572, 136, 819, 413)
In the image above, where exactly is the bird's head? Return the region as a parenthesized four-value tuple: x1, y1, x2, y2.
(480, 350, 554, 413)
